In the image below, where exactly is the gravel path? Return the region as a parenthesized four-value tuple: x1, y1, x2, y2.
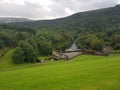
(63, 52, 82, 59)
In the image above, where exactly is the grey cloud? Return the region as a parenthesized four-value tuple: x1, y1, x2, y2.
(0, 0, 119, 20)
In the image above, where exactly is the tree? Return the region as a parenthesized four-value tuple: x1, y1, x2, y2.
(17, 26, 36, 34)
(36, 30, 73, 51)
(0, 31, 14, 47)
(12, 47, 25, 64)
(76, 34, 104, 51)
(90, 39, 104, 52)
(37, 39, 52, 55)
(111, 34, 120, 49)
(18, 41, 37, 63)
(26, 38, 39, 56)
(0, 39, 4, 49)
(114, 43, 120, 50)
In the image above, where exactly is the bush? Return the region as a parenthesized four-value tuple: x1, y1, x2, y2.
(12, 47, 25, 64)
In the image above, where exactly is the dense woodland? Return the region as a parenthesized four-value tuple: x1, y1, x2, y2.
(0, 24, 73, 64)
(0, 5, 120, 64)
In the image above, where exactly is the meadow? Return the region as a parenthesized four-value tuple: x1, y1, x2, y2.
(0, 51, 120, 90)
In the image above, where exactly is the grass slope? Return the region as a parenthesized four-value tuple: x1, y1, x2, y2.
(0, 49, 15, 69)
(0, 49, 44, 71)
(0, 55, 120, 90)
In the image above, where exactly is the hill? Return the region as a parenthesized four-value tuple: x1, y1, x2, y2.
(0, 17, 32, 23)
(14, 4, 120, 31)
(0, 54, 120, 90)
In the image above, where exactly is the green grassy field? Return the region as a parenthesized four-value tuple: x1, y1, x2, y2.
(0, 49, 41, 71)
(0, 51, 120, 90)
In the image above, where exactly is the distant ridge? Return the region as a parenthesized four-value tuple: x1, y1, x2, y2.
(0, 17, 32, 23)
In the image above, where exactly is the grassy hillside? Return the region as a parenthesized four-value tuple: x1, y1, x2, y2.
(0, 49, 15, 69)
(0, 55, 120, 90)
(0, 49, 43, 71)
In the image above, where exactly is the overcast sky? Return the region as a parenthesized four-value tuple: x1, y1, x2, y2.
(0, 0, 120, 20)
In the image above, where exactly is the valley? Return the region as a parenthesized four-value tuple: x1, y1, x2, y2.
(0, 3, 120, 90)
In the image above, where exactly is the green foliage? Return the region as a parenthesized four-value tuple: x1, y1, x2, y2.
(26, 38, 39, 56)
(18, 41, 37, 63)
(0, 31, 15, 47)
(12, 47, 24, 64)
(111, 34, 120, 49)
(52, 30, 73, 50)
(0, 39, 4, 49)
(16, 32, 31, 41)
(16, 26, 36, 34)
(36, 30, 73, 51)
(90, 39, 104, 51)
(37, 39, 52, 55)
(0, 24, 36, 34)
(114, 43, 120, 50)
(76, 34, 104, 51)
